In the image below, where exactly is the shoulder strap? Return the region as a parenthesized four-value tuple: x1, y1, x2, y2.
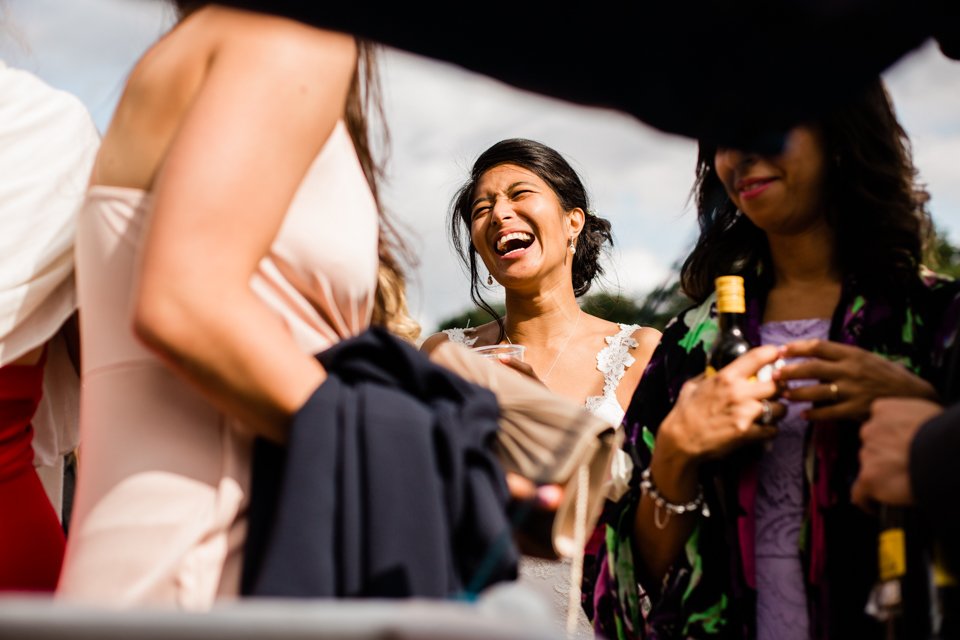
(595, 324, 642, 397)
(441, 327, 478, 347)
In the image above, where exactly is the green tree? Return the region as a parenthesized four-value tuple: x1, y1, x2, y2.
(436, 303, 505, 332)
(926, 224, 960, 279)
(626, 277, 692, 331)
(434, 273, 692, 334)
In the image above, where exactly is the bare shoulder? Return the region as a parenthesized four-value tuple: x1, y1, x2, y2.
(613, 325, 661, 406)
(126, 6, 354, 99)
(420, 331, 452, 355)
(629, 326, 662, 359)
(203, 6, 357, 74)
(99, 5, 356, 191)
(142, 6, 355, 85)
(420, 320, 501, 354)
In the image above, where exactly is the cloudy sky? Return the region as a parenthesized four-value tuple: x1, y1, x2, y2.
(3, 0, 960, 332)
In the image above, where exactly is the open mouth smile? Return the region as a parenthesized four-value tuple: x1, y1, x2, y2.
(495, 231, 534, 257)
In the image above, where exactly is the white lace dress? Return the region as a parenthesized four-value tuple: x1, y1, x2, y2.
(443, 323, 642, 638)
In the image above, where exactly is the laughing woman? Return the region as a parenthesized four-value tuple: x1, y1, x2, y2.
(421, 138, 660, 636)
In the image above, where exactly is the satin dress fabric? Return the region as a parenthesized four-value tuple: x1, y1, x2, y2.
(57, 122, 379, 609)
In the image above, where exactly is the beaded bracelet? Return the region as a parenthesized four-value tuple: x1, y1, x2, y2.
(639, 467, 711, 530)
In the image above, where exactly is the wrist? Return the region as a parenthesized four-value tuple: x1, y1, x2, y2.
(648, 432, 701, 506)
(639, 465, 709, 530)
(655, 415, 702, 475)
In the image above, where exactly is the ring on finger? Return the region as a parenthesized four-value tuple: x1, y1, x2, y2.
(759, 399, 774, 426)
(828, 382, 840, 402)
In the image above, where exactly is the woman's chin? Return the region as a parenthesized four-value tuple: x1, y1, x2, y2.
(496, 268, 548, 290)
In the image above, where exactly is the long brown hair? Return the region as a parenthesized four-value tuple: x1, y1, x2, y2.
(345, 42, 420, 343)
(681, 78, 931, 303)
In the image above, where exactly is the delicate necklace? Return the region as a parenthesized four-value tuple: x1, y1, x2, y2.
(542, 308, 582, 382)
(505, 308, 582, 383)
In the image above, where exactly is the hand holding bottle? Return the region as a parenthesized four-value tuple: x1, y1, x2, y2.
(657, 276, 786, 464)
(852, 397, 943, 510)
(657, 344, 786, 463)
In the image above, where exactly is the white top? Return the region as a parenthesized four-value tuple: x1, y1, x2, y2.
(443, 321, 642, 638)
(0, 60, 99, 365)
(0, 60, 100, 469)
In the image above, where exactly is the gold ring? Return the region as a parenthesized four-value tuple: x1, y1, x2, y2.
(829, 382, 839, 402)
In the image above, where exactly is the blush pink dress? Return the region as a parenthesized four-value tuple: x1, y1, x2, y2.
(57, 121, 379, 609)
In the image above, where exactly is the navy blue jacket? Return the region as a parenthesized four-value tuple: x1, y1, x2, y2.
(242, 327, 518, 598)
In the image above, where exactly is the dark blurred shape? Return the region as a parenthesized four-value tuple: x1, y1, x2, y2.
(215, 0, 953, 149)
(931, 0, 960, 59)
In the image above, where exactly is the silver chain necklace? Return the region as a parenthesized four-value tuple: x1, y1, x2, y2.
(506, 308, 583, 383)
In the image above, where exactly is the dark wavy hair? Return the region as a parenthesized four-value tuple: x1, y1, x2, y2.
(450, 138, 613, 325)
(681, 78, 932, 303)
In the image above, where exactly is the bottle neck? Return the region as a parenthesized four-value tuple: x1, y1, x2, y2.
(717, 311, 745, 334)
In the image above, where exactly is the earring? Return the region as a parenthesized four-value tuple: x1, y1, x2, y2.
(487, 273, 494, 286)
(568, 239, 576, 255)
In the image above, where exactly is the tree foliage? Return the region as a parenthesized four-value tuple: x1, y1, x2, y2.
(434, 274, 692, 333)
(434, 228, 960, 335)
(926, 224, 960, 279)
(436, 303, 505, 333)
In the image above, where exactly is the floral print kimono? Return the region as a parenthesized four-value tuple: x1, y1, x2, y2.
(582, 269, 960, 640)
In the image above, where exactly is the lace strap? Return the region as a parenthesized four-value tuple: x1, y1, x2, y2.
(441, 327, 478, 347)
(595, 323, 642, 398)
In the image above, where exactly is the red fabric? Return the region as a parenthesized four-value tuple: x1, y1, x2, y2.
(0, 358, 45, 481)
(808, 425, 836, 587)
(0, 358, 65, 592)
(737, 459, 758, 589)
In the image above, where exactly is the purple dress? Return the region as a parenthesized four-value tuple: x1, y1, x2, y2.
(756, 318, 830, 640)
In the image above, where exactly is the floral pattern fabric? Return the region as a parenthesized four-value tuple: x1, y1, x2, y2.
(581, 270, 960, 640)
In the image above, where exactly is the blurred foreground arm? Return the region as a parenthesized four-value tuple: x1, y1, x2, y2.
(134, 15, 355, 440)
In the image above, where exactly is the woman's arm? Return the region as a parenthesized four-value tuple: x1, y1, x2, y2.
(133, 16, 357, 441)
(633, 345, 783, 581)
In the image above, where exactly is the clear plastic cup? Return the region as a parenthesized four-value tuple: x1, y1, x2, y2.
(472, 344, 526, 362)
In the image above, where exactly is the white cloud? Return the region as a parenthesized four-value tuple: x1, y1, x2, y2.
(1, 0, 176, 130)
(596, 246, 674, 298)
(883, 41, 960, 238)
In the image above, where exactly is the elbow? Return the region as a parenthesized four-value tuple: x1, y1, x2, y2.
(132, 294, 174, 359)
(132, 284, 199, 363)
